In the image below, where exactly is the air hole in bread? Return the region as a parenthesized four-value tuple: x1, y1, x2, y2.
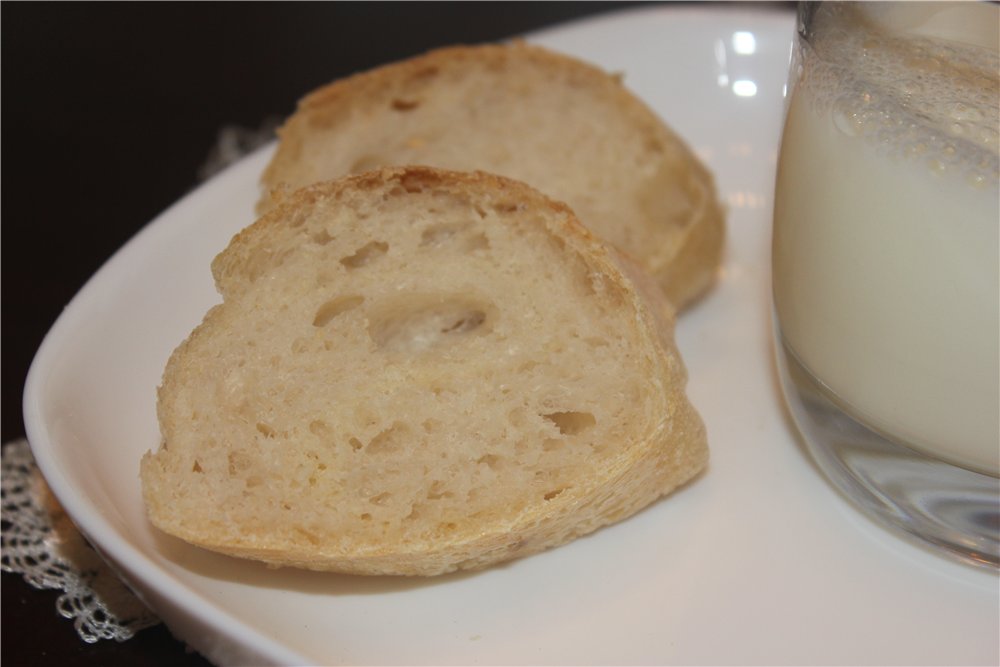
(430, 384, 456, 397)
(295, 527, 320, 546)
(427, 480, 451, 500)
(228, 451, 250, 476)
(420, 222, 490, 252)
(311, 229, 334, 246)
(516, 360, 539, 374)
(543, 411, 597, 436)
(585, 336, 609, 348)
(368, 295, 495, 354)
(313, 295, 364, 327)
(588, 272, 627, 307)
(542, 438, 564, 452)
(507, 407, 527, 427)
(256, 422, 277, 438)
(420, 222, 464, 247)
(465, 232, 489, 251)
(399, 171, 432, 194)
(340, 241, 388, 269)
(349, 154, 385, 174)
(366, 422, 410, 455)
(243, 247, 293, 284)
(191, 460, 203, 473)
(543, 488, 566, 501)
(315, 268, 337, 287)
(442, 311, 485, 334)
(348, 437, 364, 452)
(309, 420, 331, 437)
(493, 201, 520, 214)
(286, 208, 309, 228)
(561, 259, 599, 298)
(359, 513, 372, 521)
(369, 492, 392, 506)
(391, 98, 420, 111)
(477, 454, 502, 470)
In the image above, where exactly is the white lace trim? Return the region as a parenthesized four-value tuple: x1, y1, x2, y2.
(1, 439, 160, 642)
(197, 118, 281, 181)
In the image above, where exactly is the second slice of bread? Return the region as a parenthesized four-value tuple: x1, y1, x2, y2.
(259, 42, 725, 310)
(141, 167, 707, 576)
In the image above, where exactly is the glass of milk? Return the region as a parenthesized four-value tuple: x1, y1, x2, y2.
(772, 2, 999, 567)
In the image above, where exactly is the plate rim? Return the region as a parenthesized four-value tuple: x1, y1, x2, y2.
(20, 6, 850, 666)
(22, 144, 312, 665)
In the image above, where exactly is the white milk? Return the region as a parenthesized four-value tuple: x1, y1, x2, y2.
(773, 3, 999, 475)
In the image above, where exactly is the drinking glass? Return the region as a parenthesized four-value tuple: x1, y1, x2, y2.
(772, 2, 999, 568)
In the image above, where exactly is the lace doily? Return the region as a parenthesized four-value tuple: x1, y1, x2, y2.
(1, 439, 160, 642)
(197, 117, 282, 181)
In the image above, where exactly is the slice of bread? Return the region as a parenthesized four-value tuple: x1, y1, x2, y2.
(259, 42, 725, 310)
(141, 167, 708, 576)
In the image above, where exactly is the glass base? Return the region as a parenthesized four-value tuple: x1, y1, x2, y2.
(775, 332, 1000, 569)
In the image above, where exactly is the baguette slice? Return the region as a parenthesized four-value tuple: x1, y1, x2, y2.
(259, 42, 724, 310)
(141, 167, 708, 576)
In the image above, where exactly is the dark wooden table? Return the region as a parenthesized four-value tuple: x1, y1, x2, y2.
(1, 3, 644, 665)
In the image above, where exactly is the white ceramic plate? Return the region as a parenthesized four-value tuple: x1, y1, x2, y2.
(24, 6, 999, 666)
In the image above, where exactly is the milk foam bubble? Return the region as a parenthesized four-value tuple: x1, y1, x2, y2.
(799, 3, 998, 188)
